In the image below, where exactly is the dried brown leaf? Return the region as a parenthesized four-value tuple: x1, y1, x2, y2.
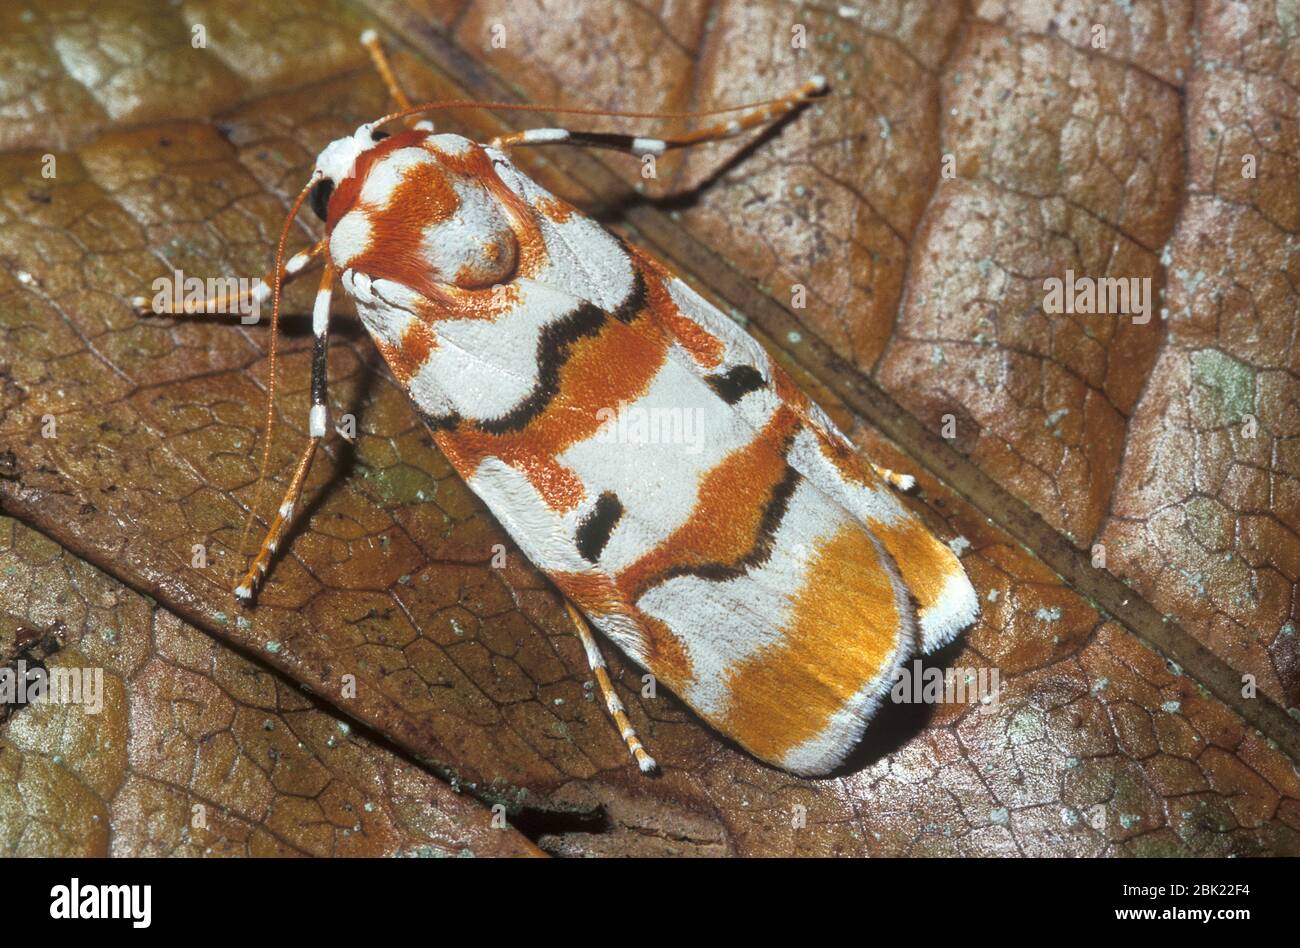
(0, 0, 1296, 856)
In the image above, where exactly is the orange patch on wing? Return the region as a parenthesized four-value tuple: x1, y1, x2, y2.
(547, 573, 693, 686)
(419, 282, 522, 323)
(628, 609, 693, 689)
(769, 359, 812, 413)
(432, 433, 583, 512)
(805, 426, 962, 623)
(436, 308, 668, 513)
(514, 453, 586, 511)
(720, 523, 902, 767)
(630, 248, 727, 367)
(549, 570, 627, 616)
(870, 510, 965, 623)
(375, 317, 438, 384)
(648, 277, 725, 368)
(535, 195, 575, 223)
(523, 311, 664, 450)
(620, 404, 802, 600)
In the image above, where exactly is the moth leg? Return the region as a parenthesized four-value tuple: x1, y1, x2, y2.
(871, 464, 916, 493)
(235, 261, 337, 602)
(489, 75, 826, 156)
(360, 29, 413, 112)
(563, 601, 657, 774)
(133, 240, 326, 317)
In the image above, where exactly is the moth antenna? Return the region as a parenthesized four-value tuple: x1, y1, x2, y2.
(372, 81, 828, 132)
(235, 175, 318, 593)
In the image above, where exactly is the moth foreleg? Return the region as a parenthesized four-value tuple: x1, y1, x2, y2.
(489, 75, 827, 156)
(563, 601, 657, 774)
(132, 238, 326, 317)
(235, 262, 337, 602)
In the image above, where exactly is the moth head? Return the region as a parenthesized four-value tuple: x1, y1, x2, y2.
(311, 127, 520, 290)
(308, 123, 391, 223)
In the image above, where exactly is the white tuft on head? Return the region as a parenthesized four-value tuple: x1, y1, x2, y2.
(638, 754, 658, 774)
(314, 124, 379, 184)
(360, 28, 378, 45)
(809, 74, 828, 93)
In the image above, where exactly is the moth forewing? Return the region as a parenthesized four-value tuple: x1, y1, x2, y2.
(141, 32, 976, 776)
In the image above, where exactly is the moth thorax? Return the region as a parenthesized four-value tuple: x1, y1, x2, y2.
(424, 178, 519, 288)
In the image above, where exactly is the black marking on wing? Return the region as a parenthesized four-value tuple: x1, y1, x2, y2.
(705, 364, 767, 404)
(575, 491, 623, 563)
(652, 460, 803, 588)
(476, 267, 647, 434)
(418, 408, 462, 432)
(475, 302, 604, 435)
(610, 260, 647, 325)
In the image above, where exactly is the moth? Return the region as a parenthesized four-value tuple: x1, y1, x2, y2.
(136, 32, 977, 777)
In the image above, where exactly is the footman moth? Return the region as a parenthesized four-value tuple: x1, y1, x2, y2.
(134, 32, 978, 776)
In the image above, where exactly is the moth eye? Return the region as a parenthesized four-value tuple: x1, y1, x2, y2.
(309, 178, 335, 222)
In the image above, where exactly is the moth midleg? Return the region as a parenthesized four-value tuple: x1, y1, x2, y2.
(563, 601, 657, 773)
(488, 76, 826, 156)
(132, 239, 326, 316)
(870, 463, 916, 492)
(235, 261, 337, 601)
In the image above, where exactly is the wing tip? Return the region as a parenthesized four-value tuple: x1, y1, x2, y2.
(777, 527, 918, 777)
(778, 565, 979, 777)
(918, 567, 980, 653)
(777, 637, 913, 777)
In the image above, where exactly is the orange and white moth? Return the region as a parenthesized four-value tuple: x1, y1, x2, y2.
(135, 32, 977, 777)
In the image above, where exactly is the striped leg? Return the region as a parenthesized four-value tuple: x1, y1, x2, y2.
(871, 463, 916, 492)
(235, 261, 337, 602)
(132, 240, 325, 317)
(489, 75, 827, 156)
(360, 31, 438, 132)
(360, 29, 413, 111)
(563, 601, 657, 774)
